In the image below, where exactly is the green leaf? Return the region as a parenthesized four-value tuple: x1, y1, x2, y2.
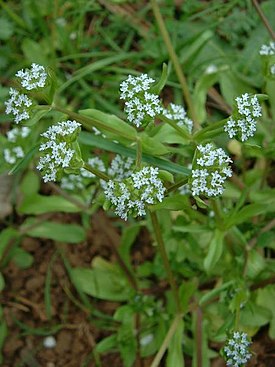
(193, 66, 227, 123)
(22, 38, 49, 65)
(226, 203, 275, 228)
(79, 108, 137, 142)
(150, 195, 190, 211)
(11, 248, 33, 269)
(240, 301, 271, 328)
(203, 229, 224, 273)
(21, 219, 86, 243)
(71, 263, 133, 301)
(9, 145, 39, 175)
(18, 194, 82, 214)
(96, 334, 117, 353)
(141, 134, 169, 156)
(24, 107, 51, 127)
(256, 285, 275, 338)
(0, 17, 14, 40)
(246, 249, 266, 279)
(0, 228, 19, 260)
(20, 170, 40, 196)
(79, 132, 190, 176)
(151, 63, 168, 94)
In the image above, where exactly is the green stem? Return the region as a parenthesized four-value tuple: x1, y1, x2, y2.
(167, 177, 189, 194)
(159, 114, 192, 140)
(135, 136, 142, 169)
(83, 163, 110, 181)
(234, 307, 240, 330)
(149, 211, 182, 313)
(0, 0, 29, 30)
(150, 314, 182, 367)
(193, 118, 227, 142)
(252, 0, 275, 40)
(150, 0, 199, 130)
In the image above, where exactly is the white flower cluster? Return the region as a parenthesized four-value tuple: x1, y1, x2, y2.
(15, 63, 48, 90)
(120, 74, 163, 128)
(3, 126, 31, 165)
(60, 174, 85, 191)
(37, 120, 81, 182)
(259, 41, 275, 55)
(270, 64, 275, 75)
(107, 154, 134, 181)
(5, 88, 33, 124)
(163, 103, 193, 133)
(223, 331, 251, 367)
(104, 166, 165, 220)
(190, 143, 232, 197)
(224, 93, 262, 141)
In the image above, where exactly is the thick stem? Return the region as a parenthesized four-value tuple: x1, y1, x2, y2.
(150, 0, 199, 130)
(149, 211, 181, 313)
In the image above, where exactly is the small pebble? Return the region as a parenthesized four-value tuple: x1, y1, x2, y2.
(43, 336, 56, 349)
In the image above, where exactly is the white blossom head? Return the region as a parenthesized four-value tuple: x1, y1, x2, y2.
(81, 157, 106, 178)
(163, 103, 193, 133)
(104, 166, 165, 220)
(3, 126, 31, 165)
(5, 88, 33, 124)
(259, 41, 275, 56)
(107, 154, 135, 181)
(60, 174, 85, 191)
(15, 63, 48, 90)
(37, 120, 82, 182)
(224, 93, 262, 142)
(120, 74, 163, 128)
(270, 64, 275, 75)
(222, 331, 252, 367)
(190, 143, 232, 197)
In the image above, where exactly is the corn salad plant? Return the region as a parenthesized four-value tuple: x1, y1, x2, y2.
(1, 0, 275, 366)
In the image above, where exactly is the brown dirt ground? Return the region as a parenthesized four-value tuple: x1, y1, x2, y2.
(1, 210, 275, 366)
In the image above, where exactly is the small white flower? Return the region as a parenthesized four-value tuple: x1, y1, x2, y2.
(270, 64, 275, 75)
(37, 120, 81, 183)
(104, 166, 165, 220)
(5, 88, 33, 124)
(15, 63, 48, 90)
(163, 103, 193, 133)
(224, 93, 262, 141)
(190, 143, 232, 197)
(107, 155, 135, 181)
(223, 331, 251, 367)
(3, 126, 31, 165)
(60, 174, 85, 191)
(259, 41, 275, 55)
